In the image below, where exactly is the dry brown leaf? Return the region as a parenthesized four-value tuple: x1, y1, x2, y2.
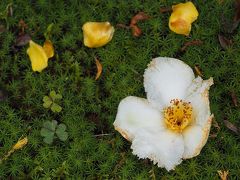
(18, 19, 28, 35)
(15, 33, 31, 47)
(218, 34, 233, 50)
(117, 12, 150, 37)
(194, 65, 203, 77)
(230, 91, 238, 107)
(95, 58, 102, 80)
(130, 12, 150, 37)
(223, 119, 240, 135)
(130, 12, 150, 25)
(130, 25, 142, 37)
(180, 40, 203, 51)
(217, 170, 229, 180)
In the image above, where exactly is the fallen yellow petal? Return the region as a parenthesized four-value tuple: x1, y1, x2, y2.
(27, 40, 48, 72)
(43, 40, 54, 58)
(13, 137, 28, 150)
(82, 22, 114, 48)
(95, 58, 102, 80)
(169, 2, 198, 36)
(0, 136, 28, 164)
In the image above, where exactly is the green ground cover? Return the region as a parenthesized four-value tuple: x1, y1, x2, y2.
(0, 0, 240, 179)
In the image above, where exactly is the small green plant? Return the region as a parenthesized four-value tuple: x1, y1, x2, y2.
(40, 120, 68, 144)
(51, 161, 69, 178)
(43, 91, 62, 113)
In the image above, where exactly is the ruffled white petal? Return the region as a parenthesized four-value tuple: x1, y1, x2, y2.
(113, 96, 165, 141)
(185, 76, 213, 127)
(131, 128, 184, 171)
(182, 77, 213, 159)
(183, 116, 212, 159)
(144, 57, 195, 109)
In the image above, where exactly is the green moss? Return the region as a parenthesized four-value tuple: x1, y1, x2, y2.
(0, 0, 240, 179)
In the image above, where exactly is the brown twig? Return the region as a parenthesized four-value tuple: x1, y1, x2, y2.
(160, 7, 172, 13)
(94, 133, 113, 137)
(116, 23, 131, 29)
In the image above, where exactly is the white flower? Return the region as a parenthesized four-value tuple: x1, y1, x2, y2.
(113, 57, 213, 171)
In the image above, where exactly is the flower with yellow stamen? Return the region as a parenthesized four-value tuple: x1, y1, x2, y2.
(169, 2, 199, 36)
(82, 22, 114, 48)
(114, 57, 213, 171)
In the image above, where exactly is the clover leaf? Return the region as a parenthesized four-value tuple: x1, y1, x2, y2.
(40, 120, 68, 144)
(56, 124, 68, 141)
(43, 91, 62, 113)
(51, 102, 62, 113)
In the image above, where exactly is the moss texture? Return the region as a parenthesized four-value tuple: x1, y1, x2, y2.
(0, 0, 240, 179)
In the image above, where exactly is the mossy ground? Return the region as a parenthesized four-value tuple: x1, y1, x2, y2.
(0, 0, 240, 179)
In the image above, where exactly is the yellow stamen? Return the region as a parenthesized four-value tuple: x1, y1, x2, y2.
(164, 99, 193, 133)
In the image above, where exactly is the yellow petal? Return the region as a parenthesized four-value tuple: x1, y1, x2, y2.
(27, 40, 48, 72)
(169, 2, 199, 36)
(13, 137, 28, 150)
(82, 22, 114, 48)
(43, 40, 54, 58)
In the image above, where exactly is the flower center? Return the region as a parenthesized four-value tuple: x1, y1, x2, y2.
(164, 99, 193, 133)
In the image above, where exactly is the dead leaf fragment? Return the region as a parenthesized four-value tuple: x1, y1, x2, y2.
(194, 65, 203, 77)
(15, 33, 31, 46)
(160, 7, 172, 13)
(223, 119, 240, 135)
(18, 19, 28, 35)
(218, 34, 233, 50)
(117, 12, 150, 37)
(130, 12, 150, 37)
(210, 118, 220, 138)
(217, 170, 229, 180)
(95, 58, 102, 80)
(230, 91, 238, 107)
(180, 40, 203, 51)
(130, 12, 150, 25)
(130, 25, 142, 37)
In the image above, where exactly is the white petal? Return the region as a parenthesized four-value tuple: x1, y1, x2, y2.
(113, 96, 165, 141)
(131, 128, 184, 171)
(183, 116, 212, 159)
(144, 57, 195, 109)
(185, 77, 213, 127)
(182, 77, 213, 159)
